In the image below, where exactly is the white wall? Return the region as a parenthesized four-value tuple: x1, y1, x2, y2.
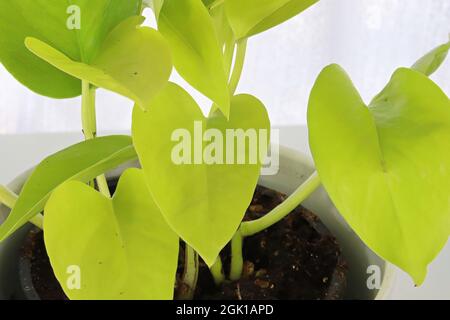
(0, 0, 449, 134)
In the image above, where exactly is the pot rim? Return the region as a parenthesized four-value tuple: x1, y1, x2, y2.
(273, 145, 396, 300)
(1, 145, 396, 300)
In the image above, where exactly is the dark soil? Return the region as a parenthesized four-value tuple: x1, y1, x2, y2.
(20, 183, 347, 300)
(189, 186, 347, 300)
(20, 228, 67, 300)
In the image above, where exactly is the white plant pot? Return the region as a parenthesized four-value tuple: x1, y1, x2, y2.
(0, 146, 395, 300)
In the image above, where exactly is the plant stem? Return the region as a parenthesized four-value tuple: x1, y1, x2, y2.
(210, 256, 225, 285)
(229, 230, 244, 281)
(96, 177, 111, 198)
(0, 185, 17, 209)
(240, 171, 321, 237)
(224, 39, 236, 80)
(81, 81, 111, 198)
(228, 38, 248, 95)
(179, 244, 199, 300)
(0, 185, 43, 230)
(81, 81, 97, 140)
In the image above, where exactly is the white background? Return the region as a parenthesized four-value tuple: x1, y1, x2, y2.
(0, 0, 449, 134)
(0, 0, 450, 300)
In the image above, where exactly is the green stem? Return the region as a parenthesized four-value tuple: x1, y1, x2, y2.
(228, 39, 248, 95)
(81, 81, 97, 140)
(0, 185, 43, 230)
(210, 256, 225, 285)
(81, 81, 111, 198)
(229, 230, 244, 281)
(0, 185, 17, 209)
(179, 244, 199, 300)
(96, 176, 111, 198)
(240, 171, 321, 237)
(224, 39, 236, 80)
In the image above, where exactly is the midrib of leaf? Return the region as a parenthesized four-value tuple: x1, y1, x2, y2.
(365, 102, 410, 265)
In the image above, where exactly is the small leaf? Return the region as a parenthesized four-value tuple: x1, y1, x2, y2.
(225, 0, 319, 40)
(412, 38, 450, 76)
(26, 16, 172, 111)
(158, 0, 230, 117)
(0, 0, 141, 98)
(0, 136, 137, 241)
(308, 64, 450, 285)
(44, 168, 179, 300)
(132, 83, 270, 266)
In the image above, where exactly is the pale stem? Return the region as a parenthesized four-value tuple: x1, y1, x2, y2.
(229, 230, 244, 281)
(0, 185, 43, 230)
(240, 171, 321, 237)
(81, 81, 111, 197)
(224, 39, 236, 80)
(228, 39, 248, 95)
(229, 172, 322, 279)
(210, 256, 226, 285)
(179, 244, 199, 300)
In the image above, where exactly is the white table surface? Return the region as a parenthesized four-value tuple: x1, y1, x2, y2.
(1, 127, 449, 300)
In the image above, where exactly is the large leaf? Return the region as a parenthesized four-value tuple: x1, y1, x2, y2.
(412, 38, 450, 76)
(308, 64, 450, 285)
(0, 135, 137, 241)
(158, 0, 230, 117)
(0, 0, 141, 98)
(132, 83, 270, 266)
(44, 168, 179, 300)
(26, 16, 172, 111)
(225, 0, 318, 40)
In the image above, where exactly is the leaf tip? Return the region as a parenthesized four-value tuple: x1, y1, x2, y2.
(410, 267, 427, 287)
(24, 37, 38, 50)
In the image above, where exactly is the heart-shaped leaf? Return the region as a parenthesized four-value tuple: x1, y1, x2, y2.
(412, 38, 450, 76)
(308, 64, 450, 285)
(158, 0, 230, 117)
(0, 0, 141, 98)
(225, 0, 319, 40)
(0, 135, 137, 242)
(25, 16, 172, 111)
(132, 83, 270, 266)
(44, 168, 179, 300)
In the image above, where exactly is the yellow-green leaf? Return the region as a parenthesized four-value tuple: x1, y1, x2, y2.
(25, 16, 172, 110)
(132, 83, 270, 266)
(225, 0, 318, 40)
(308, 64, 450, 285)
(0, 136, 137, 242)
(0, 0, 141, 98)
(412, 38, 450, 76)
(44, 168, 179, 300)
(158, 0, 230, 117)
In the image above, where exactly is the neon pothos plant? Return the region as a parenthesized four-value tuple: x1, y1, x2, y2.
(0, 0, 449, 299)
